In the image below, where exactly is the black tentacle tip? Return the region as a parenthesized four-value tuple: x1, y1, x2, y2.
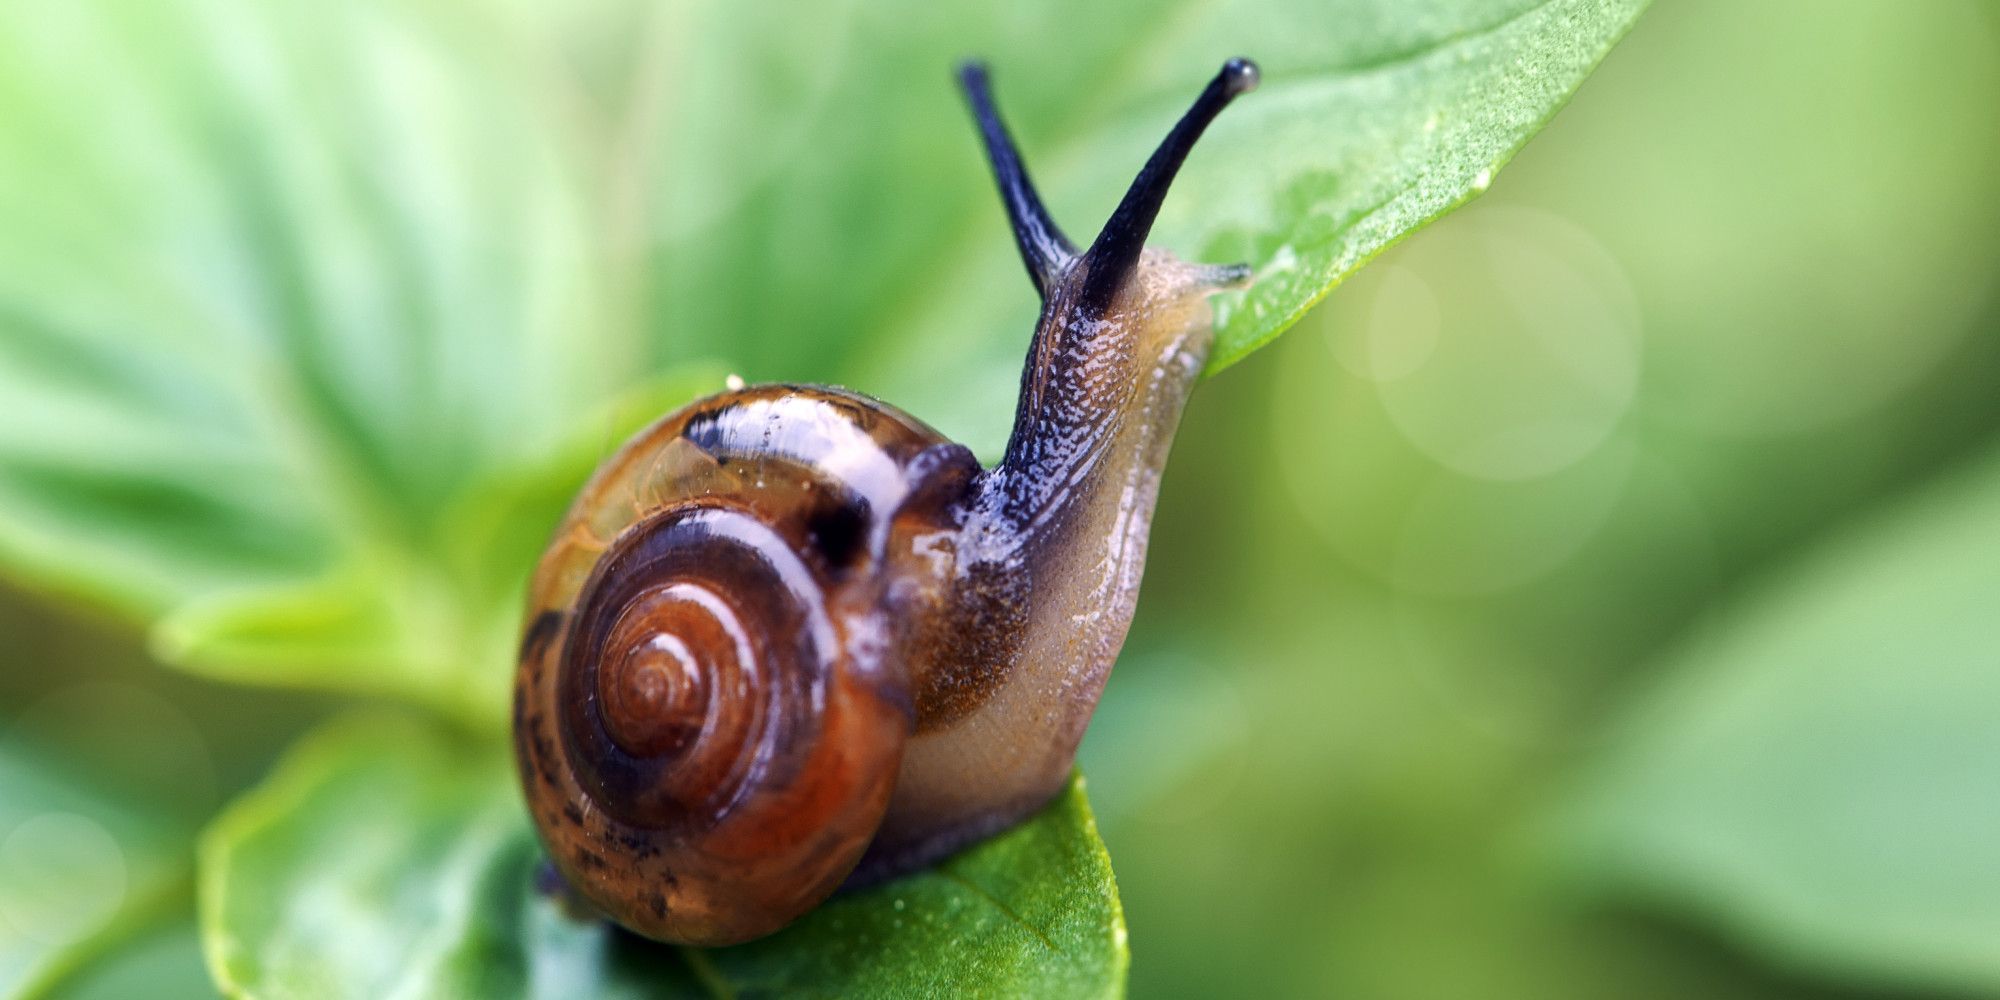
(957, 60, 990, 90)
(1219, 57, 1261, 97)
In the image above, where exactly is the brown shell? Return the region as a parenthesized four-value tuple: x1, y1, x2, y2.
(514, 385, 976, 945)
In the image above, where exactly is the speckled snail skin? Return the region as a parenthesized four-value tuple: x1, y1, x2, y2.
(515, 57, 1261, 946)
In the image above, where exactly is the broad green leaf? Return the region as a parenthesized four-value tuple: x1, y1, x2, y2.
(1548, 444, 2000, 995)
(0, 0, 1644, 706)
(201, 714, 1125, 999)
(0, 741, 189, 999)
(151, 363, 725, 719)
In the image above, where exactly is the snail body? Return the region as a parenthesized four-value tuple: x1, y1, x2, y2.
(516, 58, 1261, 946)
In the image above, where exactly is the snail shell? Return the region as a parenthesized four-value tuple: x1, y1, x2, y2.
(516, 58, 1260, 946)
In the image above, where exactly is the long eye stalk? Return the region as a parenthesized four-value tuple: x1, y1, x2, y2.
(1077, 57, 1259, 315)
(959, 58, 1260, 313)
(957, 62, 1076, 298)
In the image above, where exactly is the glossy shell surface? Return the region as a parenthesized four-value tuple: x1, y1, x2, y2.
(514, 385, 970, 945)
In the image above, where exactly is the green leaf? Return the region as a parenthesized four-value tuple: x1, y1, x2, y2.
(152, 363, 726, 719)
(0, 741, 189, 999)
(0, 0, 1645, 704)
(1548, 444, 2000, 995)
(201, 715, 1126, 999)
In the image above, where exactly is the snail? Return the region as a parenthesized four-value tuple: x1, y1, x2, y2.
(515, 56, 1261, 946)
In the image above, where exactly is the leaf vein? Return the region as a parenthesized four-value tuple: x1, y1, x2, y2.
(940, 869, 1059, 953)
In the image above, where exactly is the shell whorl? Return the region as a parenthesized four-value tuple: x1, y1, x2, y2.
(561, 506, 876, 825)
(540, 504, 907, 944)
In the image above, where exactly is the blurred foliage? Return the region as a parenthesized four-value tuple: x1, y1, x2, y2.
(1554, 441, 2000, 995)
(0, 592, 327, 1000)
(1076, 1, 2000, 997)
(5, 0, 2000, 997)
(0, 743, 185, 995)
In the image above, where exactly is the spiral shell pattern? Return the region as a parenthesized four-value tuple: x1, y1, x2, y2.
(514, 386, 972, 945)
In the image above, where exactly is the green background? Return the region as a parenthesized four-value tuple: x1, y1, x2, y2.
(5, 0, 2000, 996)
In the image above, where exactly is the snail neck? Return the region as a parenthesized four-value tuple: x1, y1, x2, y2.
(857, 256, 1223, 883)
(860, 57, 1259, 881)
(974, 255, 1228, 750)
(984, 251, 1223, 544)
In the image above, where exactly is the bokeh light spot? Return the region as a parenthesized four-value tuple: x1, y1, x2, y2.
(1371, 205, 1642, 482)
(1390, 435, 1637, 597)
(1329, 264, 1440, 383)
(0, 812, 128, 945)
(12, 682, 218, 815)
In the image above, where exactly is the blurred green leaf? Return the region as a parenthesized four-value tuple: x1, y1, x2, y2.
(1550, 444, 2000, 995)
(201, 715, 1126, 999)
(151, 363, 725, 720)
(0, 0, 633, 718)
(0, 741, 189, 999)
